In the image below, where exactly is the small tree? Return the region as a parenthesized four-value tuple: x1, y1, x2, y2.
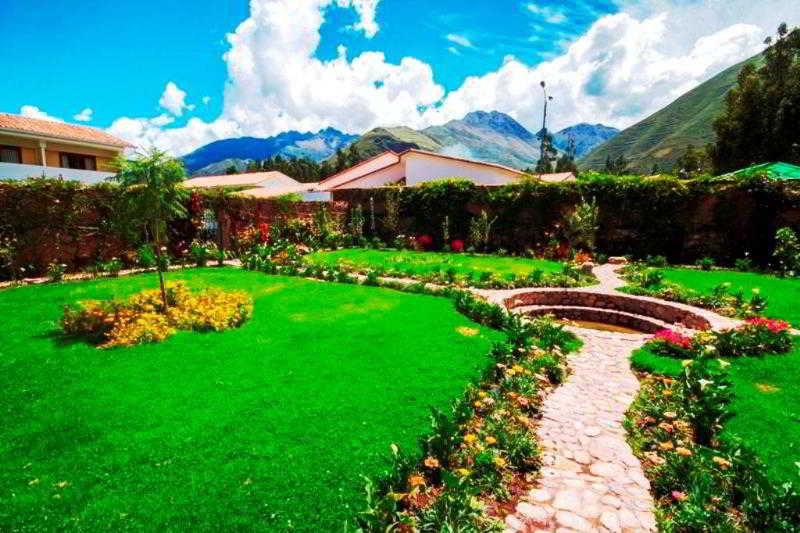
(383, 187, 401, 238)
(468, 210, 497, 251)
(564, 197, 599, 252)
(773, 227, 800, 276)
(113, 149, 188, 309)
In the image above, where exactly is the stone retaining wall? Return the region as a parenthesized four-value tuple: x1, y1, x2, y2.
(505, 290, 712, 330)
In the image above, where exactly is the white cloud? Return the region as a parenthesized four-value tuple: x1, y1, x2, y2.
(526, 4, 567, 24)
(158, 81, 193, 116)
(20, 105, 62, 122)
(73, 108, 93, 122)
(202, 96, 212, 105)
(106, 0, 800, 156)
(448, 46, 461, 56)
(446, 33, 474, 48)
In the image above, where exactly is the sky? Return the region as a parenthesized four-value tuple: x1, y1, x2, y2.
(1, 0, 799, 156)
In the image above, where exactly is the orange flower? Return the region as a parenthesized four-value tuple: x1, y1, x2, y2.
(408, 474, 425, 488)
(712, 456, 732, 469)
(423, 457, 440, 469)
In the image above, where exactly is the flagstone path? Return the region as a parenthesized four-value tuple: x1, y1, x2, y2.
(503, 327, 656, 532)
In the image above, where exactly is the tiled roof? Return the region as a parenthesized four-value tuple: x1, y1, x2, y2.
(183, 171, 298, 188)
(0, 113, 130, 148)
(536, 172, 576, 183)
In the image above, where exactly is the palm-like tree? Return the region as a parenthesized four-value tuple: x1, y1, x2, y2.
(113, 149, 188, 309)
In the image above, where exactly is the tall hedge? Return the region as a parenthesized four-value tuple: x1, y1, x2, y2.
(332, 175, 800, 266)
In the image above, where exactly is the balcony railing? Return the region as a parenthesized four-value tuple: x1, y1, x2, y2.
(0, 162, 116, 184)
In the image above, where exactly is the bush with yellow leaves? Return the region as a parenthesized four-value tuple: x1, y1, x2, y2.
(62, 282, 252, 348)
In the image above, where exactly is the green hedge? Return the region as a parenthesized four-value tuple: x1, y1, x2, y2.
(332, 175, 800, 266)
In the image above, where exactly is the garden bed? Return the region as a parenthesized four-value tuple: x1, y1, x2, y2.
(302, 248, 592, 288)
(0, 268, 503, 531)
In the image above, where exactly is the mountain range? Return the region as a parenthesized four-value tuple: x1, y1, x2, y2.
(182, 127, 358, 174)
(580, 53, 760, 173)
(182, 110, 619, 175)
(329, 111, 620, 171)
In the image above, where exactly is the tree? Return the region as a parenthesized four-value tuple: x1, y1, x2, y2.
(564, 197, 599, 252)
(535, 130, 558, 173)
(225, 165, 239, 175)
(604, 154, 629, 175)
(710, 24, 800, 173)
(675, 144, 710, 177)
(555, 137, 578, 173)
(112, 150, 188, 309)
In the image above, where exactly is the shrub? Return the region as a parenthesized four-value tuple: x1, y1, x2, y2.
(451, 239, 465, 253)
(696, 257, 715, 271)
(647, 329, 696, 359)
(137, 244, 157, 268)
(646, 255, 668, 267)
(62, 283, 252, 349)
(713, 318, 792, 358)
(773, 227, 800, 276)
(734, 257, 754, 272)
(46, 262, 66, 283)
(680, 355, 733, 446)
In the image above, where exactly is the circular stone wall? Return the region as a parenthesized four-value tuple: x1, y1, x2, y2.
(505, 290, 711, 330)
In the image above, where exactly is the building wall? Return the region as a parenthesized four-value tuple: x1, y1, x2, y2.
(335, 162, 404, 189)
(403, 152, 521, 186)
(320, 151, 400, 189)
(0, 133, 120, 170)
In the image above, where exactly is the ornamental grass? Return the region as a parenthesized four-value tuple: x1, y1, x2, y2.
(62, 282, 252, 348)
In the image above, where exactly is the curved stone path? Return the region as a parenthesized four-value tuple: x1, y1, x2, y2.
(504, 327, 656, 533)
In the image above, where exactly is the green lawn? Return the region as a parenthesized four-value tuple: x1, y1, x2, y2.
(304, 248, 564, 279)
(631, 344, 800, 486)
(661, 267, 800, 326)
(0, 269, 501, 531)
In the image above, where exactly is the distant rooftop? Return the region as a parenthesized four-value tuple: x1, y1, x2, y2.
(0, 113, 131, 148)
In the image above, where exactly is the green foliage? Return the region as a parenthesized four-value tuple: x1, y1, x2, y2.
(681, 355, 734, 446)
(563, 196, 599, 252)
(136, 244, 157, 268)
(696, 256, 715, 271)
(46, 262, 66, 283)
(112, 149, 188, 308)
(710, 24, 800, 173)
(468, 210, 497, 251)
(773, 226, 800, 276)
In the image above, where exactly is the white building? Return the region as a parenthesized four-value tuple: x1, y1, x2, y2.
(318, 148, 575, 191)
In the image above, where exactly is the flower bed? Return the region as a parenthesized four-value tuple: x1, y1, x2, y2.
(358, 314, 579, 531)
(62, 282, 252, 348)
(626, 327, 800, 530)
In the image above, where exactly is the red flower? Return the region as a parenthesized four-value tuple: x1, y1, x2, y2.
(258, 223, 270, 243)
(416, 234, 433, 250)
(744, 317, 790, 333)
(451, 240, 465, 253)
(653, 329, 693, 349)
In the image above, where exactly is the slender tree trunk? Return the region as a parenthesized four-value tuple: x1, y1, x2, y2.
(217, 208, 225, 267)
(153, 227, 168, 310)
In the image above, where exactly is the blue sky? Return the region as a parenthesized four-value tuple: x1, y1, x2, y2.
(0, 0, 616, 128)
(1, 0, 797, 154)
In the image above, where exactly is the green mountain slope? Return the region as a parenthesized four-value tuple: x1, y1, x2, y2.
(580, 54, 760, 173)
(347, 126, 442, 159)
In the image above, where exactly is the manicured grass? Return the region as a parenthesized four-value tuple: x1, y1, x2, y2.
(0, 269, 501, 531)
(631, 343, 800, 486)
(304, 248, 564, 279)
(661, 267, 800, 326)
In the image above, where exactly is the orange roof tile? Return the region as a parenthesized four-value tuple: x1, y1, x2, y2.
(0, 113, 131, 148)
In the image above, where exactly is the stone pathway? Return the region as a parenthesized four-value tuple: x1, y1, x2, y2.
(504, 328, 657, 533)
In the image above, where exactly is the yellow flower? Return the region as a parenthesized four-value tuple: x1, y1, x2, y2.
(485, 436, 497, 445)
(675, 447, 693, 457)
(463, 434, 477, 445)
(455, 468, 471, 477)
(712, 456, 732, 469)
(493, 456, 507, 468)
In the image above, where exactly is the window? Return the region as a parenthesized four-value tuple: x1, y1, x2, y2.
(59, 152, 97, 171)
(0, 145, 21, 164)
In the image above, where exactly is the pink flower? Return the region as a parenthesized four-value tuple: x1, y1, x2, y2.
(653, 329, 693, 349)
(745, 317, 790, 333)
(416, 234, 433, 250)
(258, 223, 270, 243)
(671, 490, 688, 502)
